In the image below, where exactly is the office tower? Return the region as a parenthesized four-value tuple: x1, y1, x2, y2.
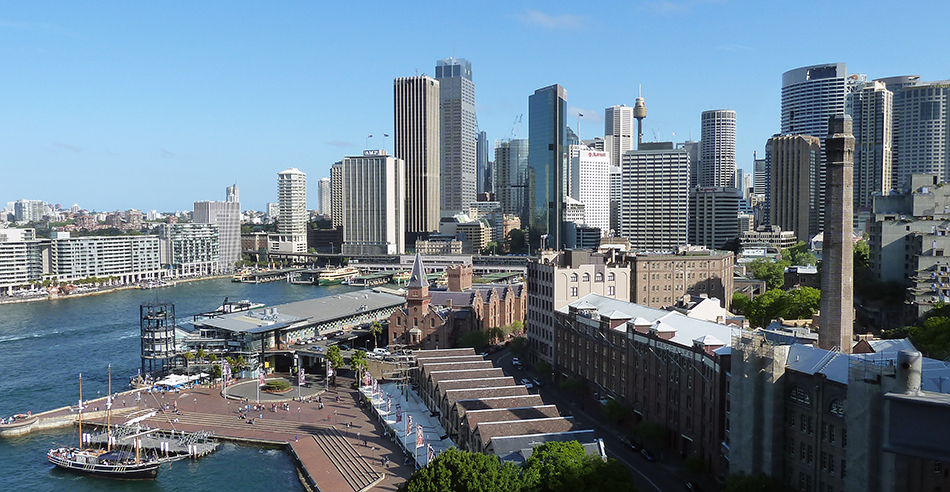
(269, 168, 307, 254)
(13, 200, 47, 223)
(394, 75, 441, 235)
(528, 84, 569, 250)
(819, 115, 855, 352)
(605, 105, 635, 168)
(753, 153, 767, 194)
(339, 151, 406, 255)
(330, 163, 343, 228)
(700, 110, 737, 187)
(688, 187, 740, 250)
(742, 173, 754, 201)
(435, 57, 477, 215)
(887, 79, 950, 186)
(569, 146, 610, 233)
(476, 130, 491, 194)
(875, 75, 920, 188)
(495, 139, 529, 216)
(619, 144, 690, 250)
(678, 141, 700, 187)
(609, 165, 621, 234)
(767, 135, 823, 243)
(316, 177, 332, 215)
(226, 184, 239, 203)
(847, 81, 893, 209)
(194, 184, 241, 271)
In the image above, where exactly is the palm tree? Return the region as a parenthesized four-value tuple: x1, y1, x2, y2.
(369, 321, 384, 350)
(196, 348, 207, 364)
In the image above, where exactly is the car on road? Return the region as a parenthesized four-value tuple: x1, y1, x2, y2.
(478, 352, 489, 358)
(310, 346, 324, 352)
(532, 378, 543, 387)
(520, 378, 534, 389)
(373, 348, 391, 356)
(619, 438, 638, 452)
(640, 448, 656, 462)
(337, 344, 351, 351)
(512, 357, 520, 365)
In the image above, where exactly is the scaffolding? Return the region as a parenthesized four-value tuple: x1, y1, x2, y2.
(141, 302, 177, 377)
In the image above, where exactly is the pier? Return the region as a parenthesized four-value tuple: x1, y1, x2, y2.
(6, 374, 412, 492)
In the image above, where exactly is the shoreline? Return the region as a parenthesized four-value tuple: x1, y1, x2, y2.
(0, 275, 231, 306)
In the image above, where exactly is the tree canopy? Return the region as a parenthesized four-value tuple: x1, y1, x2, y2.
(746, 258, 787, 290)
(401, 442, 637, 492)
(781, 241, 817, 266)
(326, 345, 344, 370)
(732, 287, 821, 328)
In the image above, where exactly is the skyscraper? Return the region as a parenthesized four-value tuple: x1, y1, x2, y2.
(494, 139, 529, 216)
(699, 110, 737, 187)
(767, 135, 822, 243)
(339, 151, 406, 255)
(269, 168, 307, 254)
(620, 144, 690, 250)
(847, 81, 893, 209)
(436, 57, 477, 215)
(882, 78, 950, 187)
(781, 63, 849, 229)
(330, 163, 343, 228)
(875, 75, 920, 188)
(476, 130, 491, 194)
(527, 84, 568, 250)
(194, 184, 241, 271)
(688, 187, 740, 250)
(394, 75, 441, 236)
(569, 146, 610, 233)
(605, 105, 635, 168)
(316, 177, 331, 216)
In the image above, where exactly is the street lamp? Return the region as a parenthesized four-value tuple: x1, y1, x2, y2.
(194, 398, 197, 413)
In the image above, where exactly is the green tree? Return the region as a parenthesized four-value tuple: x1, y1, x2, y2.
(784, 287, 821, 320)
(905, 315, 950, 360)
(601, 398, 629, 423)
(482, 241, 499, 255)
(509, 336, 527, 356)
(400, 447, 522, 492)
(507, 320, 524, 335)
(349, 349, 368, 373)
(731, 292, 751, 316)
(534, 360, 552, 380)
(522, 441, 637, 492)
(210, 364, 222, 380)
(746, 288, 791, 328)
(370, 321, 384, 350)
(747, 258, 787, 290)
(487, 327, 506, 344)
(854, 239, 870, 269)
(458, 330, 490, 350)
(326, 345, 344, 374)
(196, 348, 207, 363)
(782, 241, 817, 266)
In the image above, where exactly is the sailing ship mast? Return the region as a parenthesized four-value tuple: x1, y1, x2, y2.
(107, 365, 112, 452)
(78, 373, 83, 449)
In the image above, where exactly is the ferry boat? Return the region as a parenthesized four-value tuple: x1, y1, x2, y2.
(318, 267, 360, 285)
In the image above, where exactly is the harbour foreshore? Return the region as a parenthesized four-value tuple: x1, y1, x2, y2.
(0, 275, 230, 306)
(3, 374, 411, 492)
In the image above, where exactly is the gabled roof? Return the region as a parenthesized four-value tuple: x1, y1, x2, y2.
(407, 252, 429, 289)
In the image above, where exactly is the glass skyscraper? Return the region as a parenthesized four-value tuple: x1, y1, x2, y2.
(435, 57, 477, 215)
(527, 84, 568, 250)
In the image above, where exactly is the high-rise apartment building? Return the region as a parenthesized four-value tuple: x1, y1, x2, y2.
(269, 168, 307, 254)
(436, 58, 477, 215)
(476, 130, 491, 194)
(339, 151, 406, 255)
(875, 75, 921, 188)
(157, 223, 219, 277)
(604, 105, 635, 168)
(50, 234, 161, 284)
(13, 200, 47, 223)
(700, 110, 737, 188)
(848, 81, 893, 209)
(569, 146, 610, 234)
(330, 163, 343, 228)
(767, 135, 823, 243)
(394, 75, 441, 235)
(495, 139, 529, 216)
(619, 144, 690, 250)
(316, 177, 331, 216)
(889, 79, 950, 186)
(193, 184, 241, 271)
(527, 84, 568, 250)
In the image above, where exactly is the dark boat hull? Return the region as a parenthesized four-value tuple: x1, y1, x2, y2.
(48, 453, 159, 480)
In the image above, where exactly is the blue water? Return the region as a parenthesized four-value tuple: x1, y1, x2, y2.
(0, 278, 358, 491)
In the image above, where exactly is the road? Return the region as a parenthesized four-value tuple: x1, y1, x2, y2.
(489, 348, 702, 492)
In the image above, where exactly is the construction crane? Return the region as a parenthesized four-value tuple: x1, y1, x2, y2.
(509, 114, 523, 139)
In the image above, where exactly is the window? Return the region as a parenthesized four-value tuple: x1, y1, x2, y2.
(570, 287, 578, 297)
(608, 286, 615, 296)
(607, 272, 615, 281)
(790, 386, 811, 405)
(582, 272, 590, 282)
(829, 399, 845, 416)
(570, 273, 578, 282)
(595, 272, 603, 282)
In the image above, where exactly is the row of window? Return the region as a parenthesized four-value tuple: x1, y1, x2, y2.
(568, 271, 615, 282)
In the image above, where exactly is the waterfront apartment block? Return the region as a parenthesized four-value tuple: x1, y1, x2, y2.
(49, 233, 161, 283)
(553, 293, 734, 477)
(157, 223, 219, 277)
(628, 247, 734, 311)
(526, 250, 631, 364)
(269, 168, 308, 254)
(0, 228, 47, 294)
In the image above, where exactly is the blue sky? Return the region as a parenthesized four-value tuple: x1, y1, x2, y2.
(2, 1, 947, 213)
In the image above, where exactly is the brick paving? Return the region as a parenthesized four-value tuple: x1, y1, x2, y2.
(64, 373, 415, 492)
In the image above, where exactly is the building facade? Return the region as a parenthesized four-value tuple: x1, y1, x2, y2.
(768, 134, 823, 243)
(570, 147, 610, 234)
(494, 139, 529, 216)
(619, 144, 690, 250)
(528, 84, 568, 250)
(0, 228, 47, 294)
(700, 109, 737, 188)
(604, 105, 635, 169)
(269, 168, 307, 254)
(339, 151, 406, 255)
(316, 177, 331, 216)
(49, 234, 161, 283)
(157, 223, 219, 277)
(395, 75, 441, 235)
(688, 187, 740, 250)
(436, 57, 477, 216)
(848, 81, 893, 209)
(628, 248, 734, 310)
(193, 185, 240, 271)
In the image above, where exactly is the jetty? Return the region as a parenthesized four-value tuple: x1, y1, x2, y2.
(6, 374, 412, 492)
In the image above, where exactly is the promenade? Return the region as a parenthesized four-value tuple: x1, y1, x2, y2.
(48, 373, 414, 492)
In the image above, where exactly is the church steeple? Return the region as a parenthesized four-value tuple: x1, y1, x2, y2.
(407, 252, 430, 305)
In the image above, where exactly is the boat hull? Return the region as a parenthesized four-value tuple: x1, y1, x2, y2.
(48, 451, 159, 480)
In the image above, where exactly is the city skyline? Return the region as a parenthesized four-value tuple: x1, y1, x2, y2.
(1, 1, 948, 212)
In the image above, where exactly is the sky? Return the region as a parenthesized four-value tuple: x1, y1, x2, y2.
(2, 1, 948, 213)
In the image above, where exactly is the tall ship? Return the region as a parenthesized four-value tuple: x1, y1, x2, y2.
(319, 266, 360, 285)
(47, 370, 160, 480)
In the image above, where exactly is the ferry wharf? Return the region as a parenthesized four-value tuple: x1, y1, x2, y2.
(8, 373, 414, 492)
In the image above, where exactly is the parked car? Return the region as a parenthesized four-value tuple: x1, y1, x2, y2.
(373, 348, 391, 356)
(337, 344, 350, 351)
(310, 346, 324, 352)
(640, 449, 656, 462)
(532, 378, 543, 387)
(520, 378, 534, 389)
(512, 357, 520, 365)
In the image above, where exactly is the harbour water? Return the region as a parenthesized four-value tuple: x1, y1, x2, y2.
(0, 278, 358, 491)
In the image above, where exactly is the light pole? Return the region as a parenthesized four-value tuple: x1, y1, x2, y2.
(194, 398, 197, 413)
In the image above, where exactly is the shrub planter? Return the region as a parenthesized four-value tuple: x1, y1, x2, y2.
(263, 380, 292, 393)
